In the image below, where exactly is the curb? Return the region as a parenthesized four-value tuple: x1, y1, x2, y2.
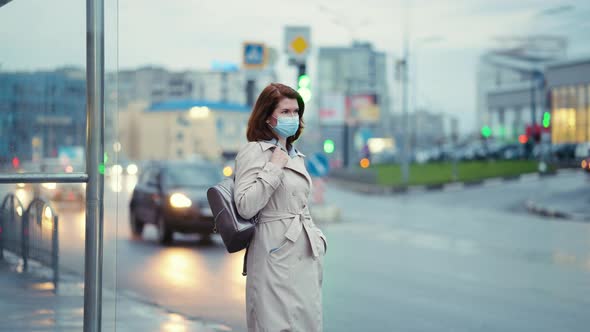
(525, 200, 590, 222)
(329, 169, 574, 196)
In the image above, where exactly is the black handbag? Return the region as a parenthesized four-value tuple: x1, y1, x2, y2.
(207, 177, 258, 254)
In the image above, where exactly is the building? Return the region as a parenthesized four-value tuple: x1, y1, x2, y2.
(391, 109, 458, 150)
(0, 68, 86, 164)
(113, 66, 276, 109)
(118, 99, 251, 162)
(316, 41, 391, 167)
(546, 57, 590, 143)
(477, 36, 566, 141)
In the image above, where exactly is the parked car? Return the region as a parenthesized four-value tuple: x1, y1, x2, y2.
(129, 160, 223, 244)
(552, 143, 577, 161)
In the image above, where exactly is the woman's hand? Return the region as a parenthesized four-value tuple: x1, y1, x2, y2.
(270, 148, 289, 168)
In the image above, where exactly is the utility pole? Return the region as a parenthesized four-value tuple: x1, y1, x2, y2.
(400, 0, 410, 185)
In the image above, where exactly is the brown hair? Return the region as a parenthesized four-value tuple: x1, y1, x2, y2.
(246, 83, 305, 149)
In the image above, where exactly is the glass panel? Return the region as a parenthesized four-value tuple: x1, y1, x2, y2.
(577, 85, 586, 142)
(0, 0, 87, 330)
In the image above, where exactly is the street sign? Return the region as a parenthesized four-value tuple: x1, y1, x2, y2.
(242, 42, 267, 69)
(306, 153, 330, 178)
(284, 26, 311, 64)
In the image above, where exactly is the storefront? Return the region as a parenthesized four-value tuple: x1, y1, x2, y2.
(546, 57, 590, 144)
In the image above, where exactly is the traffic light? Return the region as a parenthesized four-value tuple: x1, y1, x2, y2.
(542, 112, 551, 128)
(297, 63, 311, 103)
(12, 156, 20, 169)
(323, 139, 335, 154)
(297, 74, 311, 103)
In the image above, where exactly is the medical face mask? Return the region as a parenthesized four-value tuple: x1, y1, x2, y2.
(270, 115, 299, 138)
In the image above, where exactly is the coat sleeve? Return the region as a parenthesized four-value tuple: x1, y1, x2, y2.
(234, 142, 284, 219)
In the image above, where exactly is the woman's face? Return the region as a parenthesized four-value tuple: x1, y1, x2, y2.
(267, 98, 299, 127)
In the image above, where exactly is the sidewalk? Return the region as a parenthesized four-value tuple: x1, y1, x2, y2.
(0, 252, 230, 332)
(526, 185, 590, 221)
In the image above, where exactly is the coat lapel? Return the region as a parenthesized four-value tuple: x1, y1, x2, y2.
(285, 156, 312, 188)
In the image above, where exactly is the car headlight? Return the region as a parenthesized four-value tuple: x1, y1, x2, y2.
(126, 163, 138, 175)
(170, 193, 192, 208)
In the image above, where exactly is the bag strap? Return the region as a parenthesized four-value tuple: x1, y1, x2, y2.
(242, 242, 250, 276)
(238, 142, 277, 277)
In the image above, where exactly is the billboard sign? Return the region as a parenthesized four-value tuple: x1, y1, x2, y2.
(319, 93, 346, 125)
(347, 94, 380, 124)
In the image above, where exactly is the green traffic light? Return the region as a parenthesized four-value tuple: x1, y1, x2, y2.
(542, 112, 551, 128)
(481, 126, 492, 138)
(324, 139, 335, 154)
(298, 74, 310, 88)
(298, 87, 312, 103)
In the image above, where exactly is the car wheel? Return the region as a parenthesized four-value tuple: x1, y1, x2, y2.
(157, 214, 173, 245)
(129, 209, 144, 238)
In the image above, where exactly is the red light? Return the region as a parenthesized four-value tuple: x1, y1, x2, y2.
(518, 135, 528, 144)
(12, 157, 20, 169)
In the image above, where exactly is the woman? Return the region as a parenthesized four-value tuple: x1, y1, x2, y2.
(234, 83, 328, 332)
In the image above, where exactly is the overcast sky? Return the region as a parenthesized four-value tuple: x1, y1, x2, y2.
(1, 0, 589, 132)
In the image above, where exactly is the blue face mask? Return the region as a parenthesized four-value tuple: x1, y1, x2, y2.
(270, 115, 299, 138)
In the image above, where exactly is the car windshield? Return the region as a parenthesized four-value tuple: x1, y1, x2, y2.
(164, 164, 222, 188)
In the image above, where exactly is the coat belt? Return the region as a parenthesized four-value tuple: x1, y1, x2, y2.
(257, 206, 319, 258)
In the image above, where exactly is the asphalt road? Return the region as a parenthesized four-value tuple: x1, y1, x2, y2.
(3, 171, 589, 331)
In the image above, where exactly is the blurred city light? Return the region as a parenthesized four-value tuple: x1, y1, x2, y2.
(223, 166, 233, 177)
(11, 156, 20, 169)
(360, 158, 370, 169)
(518, 134, 528, 144)
(170, 193, 192, 208)
(113, 141, 122, 152)
(543, 112, 551, 128)
(42, 183, 57, 190)
(481, 126, 492, 138)
(111, 164, 123, 176)
(367, 138, 394, 154)
(582, 160, 587, 169)
(126, 163, 138, 175)
(44, 206, 53, 219)
(190, 106, 210, 119)
(297, 74, 312, 103)
(323, 139, 335, 154)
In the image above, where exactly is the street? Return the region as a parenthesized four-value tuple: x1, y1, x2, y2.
(14, 171, 590, 331)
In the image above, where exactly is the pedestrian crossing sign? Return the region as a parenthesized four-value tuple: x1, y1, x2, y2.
(243, 42, 267, 69)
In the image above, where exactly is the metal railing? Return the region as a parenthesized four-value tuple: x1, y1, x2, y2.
(0, 194, 59, 291)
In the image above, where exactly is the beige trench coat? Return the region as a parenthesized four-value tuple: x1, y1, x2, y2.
(234, 141, 327, 332)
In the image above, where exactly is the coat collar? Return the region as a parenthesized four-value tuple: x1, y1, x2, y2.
(259, 139, 306, 158)
(257, 140, 311, 187)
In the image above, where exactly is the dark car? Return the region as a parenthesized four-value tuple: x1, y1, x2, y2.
(129, 160, 223, 244)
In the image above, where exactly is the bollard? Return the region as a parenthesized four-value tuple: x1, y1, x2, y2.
(52, 215, 59, 292)
(22, 207, 28, 272)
